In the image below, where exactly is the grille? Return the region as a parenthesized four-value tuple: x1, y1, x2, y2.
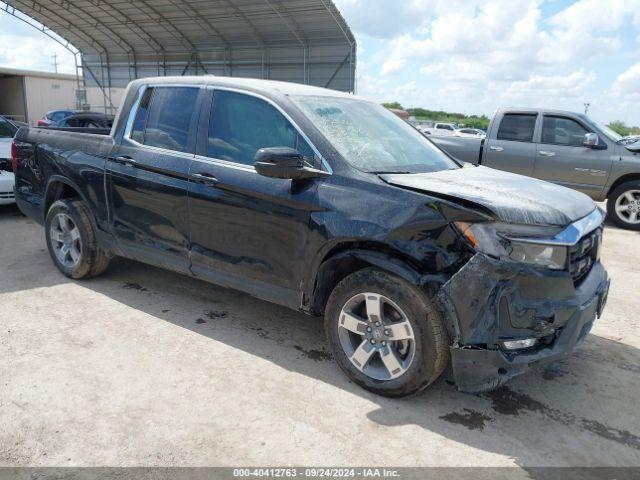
(0, 158, 11, 173)
(569, 228, 602, 285)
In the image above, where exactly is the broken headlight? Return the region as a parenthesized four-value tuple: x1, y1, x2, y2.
(454, 222, 567, 270)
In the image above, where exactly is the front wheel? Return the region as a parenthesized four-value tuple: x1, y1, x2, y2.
(607, 181, 640, 231)
(324, 268, 449, 397)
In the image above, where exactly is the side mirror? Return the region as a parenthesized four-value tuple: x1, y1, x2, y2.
(583, 132, 604, 149)
(254, 147, 329, 180)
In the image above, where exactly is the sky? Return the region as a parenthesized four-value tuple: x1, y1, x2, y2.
(1, 0, 639, 125)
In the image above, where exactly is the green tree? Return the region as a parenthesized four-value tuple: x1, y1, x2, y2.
(382, 102, 404, 110)
(404, 107, 490, 129)
(608, 120, 630, 137)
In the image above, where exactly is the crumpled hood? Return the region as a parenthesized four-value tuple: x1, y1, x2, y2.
(380, 166, 596, 226)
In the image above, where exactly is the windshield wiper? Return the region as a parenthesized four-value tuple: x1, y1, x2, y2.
(368, 170, 412, 174)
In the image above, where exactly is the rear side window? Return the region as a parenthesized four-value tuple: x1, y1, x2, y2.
(143, 87, 199, 152)
(541, 116, 589, 146)
(130, 88, 153, 144)
(497, 114, 537, 142)
(0, 118, 17, 138)
(207, 90, 317, 167)
(130, 87, 199, 152)
(50, 111, 72, 122)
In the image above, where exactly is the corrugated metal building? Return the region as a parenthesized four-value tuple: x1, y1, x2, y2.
(0, 67, 123, 125)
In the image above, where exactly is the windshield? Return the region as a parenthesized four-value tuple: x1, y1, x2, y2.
(580, 115, 623, 142)
(292, 96, 459, 174)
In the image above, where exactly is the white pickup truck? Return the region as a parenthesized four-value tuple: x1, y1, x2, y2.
(430, 108, 640, 230)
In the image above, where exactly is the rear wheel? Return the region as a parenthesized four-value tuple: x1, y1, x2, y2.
(45, 199, 110, 279)
(607, 181, 640, 231)
(324, 268, 449, 397)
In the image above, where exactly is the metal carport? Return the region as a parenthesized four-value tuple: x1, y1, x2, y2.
(1, 0, 356, 113)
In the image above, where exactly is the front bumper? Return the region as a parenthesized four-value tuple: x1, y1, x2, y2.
(438, 254, 610, 393)
(0, 171, 15, 205)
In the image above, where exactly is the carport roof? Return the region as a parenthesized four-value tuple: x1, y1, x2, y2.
(3, 0, 356, 93)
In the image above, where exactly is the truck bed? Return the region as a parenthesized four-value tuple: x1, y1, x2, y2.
(35, 126, 112, 136)
(13, 127, 115, 225)
(430, 136, 484, 164)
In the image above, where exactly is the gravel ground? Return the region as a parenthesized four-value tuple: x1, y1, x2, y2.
(0, 202, 638, 472)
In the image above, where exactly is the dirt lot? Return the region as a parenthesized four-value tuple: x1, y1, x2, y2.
(0, 202, 638, 471)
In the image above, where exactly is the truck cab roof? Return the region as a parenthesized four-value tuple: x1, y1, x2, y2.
(128, 76, 359, 100)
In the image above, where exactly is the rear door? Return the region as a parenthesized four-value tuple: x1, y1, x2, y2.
(483, 112, 538, 176)
(533, 114, 612, 198)
(107, 84, 203, 273)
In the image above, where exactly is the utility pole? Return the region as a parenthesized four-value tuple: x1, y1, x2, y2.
(584, 102, 590, 115)
(52, 53, 59, 73)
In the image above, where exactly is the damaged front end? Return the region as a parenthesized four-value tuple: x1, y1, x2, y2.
(437, 209, 610, 393)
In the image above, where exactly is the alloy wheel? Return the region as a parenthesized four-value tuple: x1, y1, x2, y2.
(50, 213, 82, 268)
(337, 292, 416, 381)
(614, 190, 640, 225)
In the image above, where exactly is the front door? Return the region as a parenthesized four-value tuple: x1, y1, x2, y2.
(483, 112, 538, 177)
(533, 114, 612, 199)
(108, 85, 202, 273)
(188, 89, 325, 309)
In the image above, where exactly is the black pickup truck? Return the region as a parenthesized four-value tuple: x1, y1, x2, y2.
(13, 77, 610, 396)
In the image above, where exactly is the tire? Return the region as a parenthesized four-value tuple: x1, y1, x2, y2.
(607, 181, 640, 231)
(324, 268, 449, 397)
(45, 199, 111, 279)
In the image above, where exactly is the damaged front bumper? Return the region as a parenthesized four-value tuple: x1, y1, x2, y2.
(437, 254, 610, 393)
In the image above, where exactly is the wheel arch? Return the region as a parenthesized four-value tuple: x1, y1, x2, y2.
(306, 241, 440, 316)
(605, 173, 640, 199)
(43, 176, 104, 242)
(44, 176, 87, 218)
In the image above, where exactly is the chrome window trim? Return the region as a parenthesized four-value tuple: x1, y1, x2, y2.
(193, 154, 255, 173)
(207, 86, 332, 174)
(123, 84, 202, 158)
(508, 208, 605, 246)
(192, 154, 329, 178)
(122, 83, 332, 175)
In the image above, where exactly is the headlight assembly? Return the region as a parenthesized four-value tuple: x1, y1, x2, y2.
(454, 221, 568, 270)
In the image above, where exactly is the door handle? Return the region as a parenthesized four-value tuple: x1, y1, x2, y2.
(489, 146, 504, 152)
(191, 172, 219, 186)
(539, 151, 556, 157)
(109, 156, 137, 166)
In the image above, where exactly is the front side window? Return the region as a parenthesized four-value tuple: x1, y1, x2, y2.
(142, 87, 199, 152)
(0, 117, 17, 138)
(497, 114, 537, 142)
(541, 116, 589, 147)
(208, 90, 318, 168)
(292, 96, 459, 173)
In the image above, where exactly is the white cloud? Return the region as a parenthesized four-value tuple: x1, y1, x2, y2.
(333, 0, 432, 39)
(502, 70, 596, 104)
(612, 62, 640, 94)
(381, 58, 406, 75)
(0, 34, 76, 74)
(335, 0, 640, 123)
